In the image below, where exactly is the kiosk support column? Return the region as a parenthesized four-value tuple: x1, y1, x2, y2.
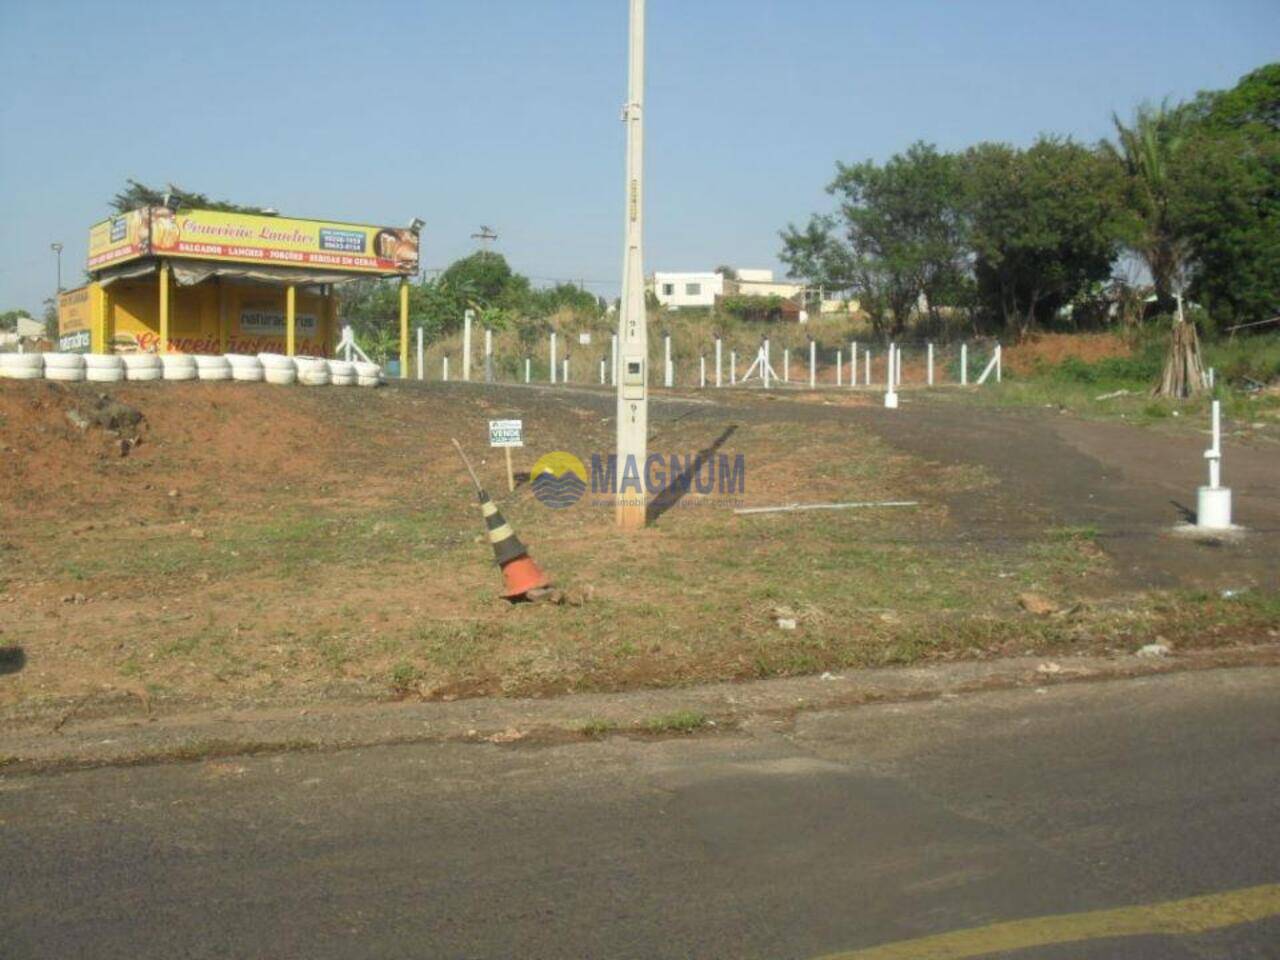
(285, 284, 297, 357)
(158, 260, 171, 354)
(399, 278, 410, 379)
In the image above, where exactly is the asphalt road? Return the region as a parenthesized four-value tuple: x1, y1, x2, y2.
(3, 667, 1278, 959)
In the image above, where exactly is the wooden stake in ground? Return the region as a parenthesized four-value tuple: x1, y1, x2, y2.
(1155, 295, 1206, 399)
(505, 447, 515, 493)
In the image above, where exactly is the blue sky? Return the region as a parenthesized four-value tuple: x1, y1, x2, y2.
(0, 0, 1276, 313)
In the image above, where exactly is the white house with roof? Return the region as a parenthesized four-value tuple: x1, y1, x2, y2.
(650, 271, 725, 309)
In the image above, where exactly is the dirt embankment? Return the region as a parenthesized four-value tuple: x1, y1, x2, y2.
(1001, 333, 1132, 377)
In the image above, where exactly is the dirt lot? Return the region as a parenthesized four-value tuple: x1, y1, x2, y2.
(1, 378, 1277, 720)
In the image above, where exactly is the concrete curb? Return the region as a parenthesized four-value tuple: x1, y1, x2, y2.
(3, 646, 1276, 774)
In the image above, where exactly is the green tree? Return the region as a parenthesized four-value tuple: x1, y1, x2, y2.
(440, 251, 515, 306)
(780, 142, 966, 335)
(110, 179, 266, 214)
(961, 138, 1126, 337)
(0, 309, 31, 332)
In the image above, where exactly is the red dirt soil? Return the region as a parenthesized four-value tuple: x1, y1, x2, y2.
(1002, 333, 1131, 377)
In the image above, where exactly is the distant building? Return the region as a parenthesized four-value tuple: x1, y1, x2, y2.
(650, 271, 726, 309)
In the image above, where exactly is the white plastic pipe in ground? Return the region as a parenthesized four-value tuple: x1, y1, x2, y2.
(463, 310, 473, 382)
(1197, 399, 1233, 529)
(715, 337, 723, 388)
(763, 338, 772, 390)
(730, 350, 737, 385)
(850, 342, 857, 386)
(995, 343, 1002, 383)
(549, 332, 557, 384)
(416, 327, 424, 380)
(783, 348, 790, 383)
(865, 349, 871, 386)
(960, 342, 968, 385)
(442, 356, 449, 381)
(600, 358, 606, 384)
(484, 328, 493, 383)
(836, 350, 842, 387)
(927, 342, 934, 386)
(700, 355, 706, 388)
(809, 340, 816, 389)
(524, 357, 531, 383)
(885, 344, 899, 409)
(663, 333, 672, 388)
(562, 356, 569, 382)
(897, 345, 903, 387)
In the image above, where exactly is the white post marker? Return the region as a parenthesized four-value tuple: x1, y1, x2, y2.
(995, 343, 1002, 383)
(614, 0, 648, 529)
(896, 344, 903, 387)
(763, 338, 772, 390)
(416, 327, 424, 380)
(836, 350, 842, 387)
(927, 342, 934, 386)
(865, 348, 871, 386)
(600, 357, 607, 384)
(1197, 400, 1233, 529)
(663, 331, 672, 388)
(549, 331, 557, 384)
(714, 335, 722, 388)
(960, 342, 968, 386)
(524, 356, 531, 383)
(730, 350, 737, 385)
(489, 418, 523, 494)
(783, 347, 790, 383)
(808, 339, 816, 389)
(700, 355, 706, 388)
(463, 309, 473, 382)
(885, 343, 899, 408)
(443, 356, 449, 381)
(850, 342, 857, 386)
(562, 356, 570, 382)
(484, 328, 493, 383)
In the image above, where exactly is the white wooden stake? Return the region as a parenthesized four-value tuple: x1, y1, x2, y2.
(783, 348, 790, 383)
(865, 349, 871, 386)
(663, 332, 672, 387)
(836, 350, 842, 387)
(960, 342, 968, 385)
(562, 356, 569, 382)
(442, 356, 449, 381)
(524, 356, 531, 383)
(416, 327, 424, 380)
(808, 339, 816, 389)
(549, 331, 557, 384)
(730, 350, 737, 385)
(484, 328, 493, 383)
(927, 342, 934, 386)
(700, 355, 706, 388)
(996, 343, 1002, 383)
(714, 336, 722, 387)
(763, 338, 772, 390)
(850, 341, 857, 386)
(600, 358, 606, 384)
(462, 309, 473, 382)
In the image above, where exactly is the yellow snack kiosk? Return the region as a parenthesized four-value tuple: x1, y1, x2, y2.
(62, 205, 420, 371)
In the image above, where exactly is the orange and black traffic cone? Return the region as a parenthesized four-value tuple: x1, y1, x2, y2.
(452, 439, 551, 600)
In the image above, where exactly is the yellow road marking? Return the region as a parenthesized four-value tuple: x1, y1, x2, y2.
(814, 883, 1280, 960)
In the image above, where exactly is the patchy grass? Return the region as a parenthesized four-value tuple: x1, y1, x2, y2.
(642, 711, 709, 734)
(578, 718, 620, 739)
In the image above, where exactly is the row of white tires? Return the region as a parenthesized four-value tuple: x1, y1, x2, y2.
(0, 353, 383, 387)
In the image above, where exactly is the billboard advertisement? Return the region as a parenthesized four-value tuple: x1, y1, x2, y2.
(57, 286, 93, 352)
(88, 207, 420, 275)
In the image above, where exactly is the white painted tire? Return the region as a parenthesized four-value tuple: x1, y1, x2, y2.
(1, 362, 42, 380)
(357, 375, 382, 387)
(330, 373, 357, 386)
(326, 360, 355, 378)
(45, 365, 87, 382)
(354, 361, 381, 379)
(84, 354, 123, 369)
(86, 366, 126, 383)
(43, 353, 86, 371)
(263, 365, 297, 385)
(258, 352, 295, 369)
(161, 355, 198, 381)
(230, 364, 264, 382)
(195, 355, 233, 381)
(122, 353, 163, 382)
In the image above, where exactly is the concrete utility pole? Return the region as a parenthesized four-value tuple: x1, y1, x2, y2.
(615, 0, 648, 530)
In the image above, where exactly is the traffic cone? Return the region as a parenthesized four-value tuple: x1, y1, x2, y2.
(451, 437, 551, 600)
(478, 491, 551, 599)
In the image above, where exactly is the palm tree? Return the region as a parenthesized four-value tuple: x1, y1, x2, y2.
(1107, 102, 1204, 397)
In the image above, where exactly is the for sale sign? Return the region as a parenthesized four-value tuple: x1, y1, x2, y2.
(489, 420, 523, 448)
